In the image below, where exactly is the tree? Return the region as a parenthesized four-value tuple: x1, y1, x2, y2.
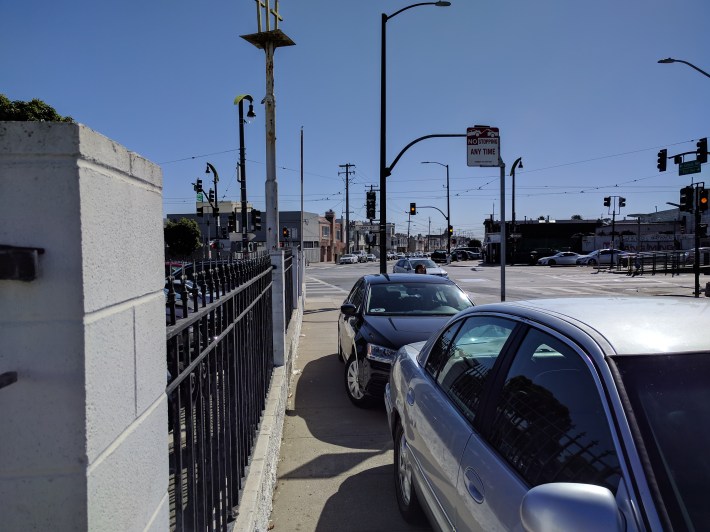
(164, 218, 202, 259)
(467, 238, 483, 248)
(0, 94, 73, 122)
(571, 214, 583, 220)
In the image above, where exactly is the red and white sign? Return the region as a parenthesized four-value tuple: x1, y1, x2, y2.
(467, 126, 500, 167)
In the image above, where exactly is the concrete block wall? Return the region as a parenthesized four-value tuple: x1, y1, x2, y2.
(0, 122, 168, 530)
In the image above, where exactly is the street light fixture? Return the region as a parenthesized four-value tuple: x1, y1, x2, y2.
(234, 94, 256, 254)
(658, 57, 710, 79)
(379, 1, 452, 274)
(421, 161, 451, 256)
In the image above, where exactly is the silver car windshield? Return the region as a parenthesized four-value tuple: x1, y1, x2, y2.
(410, 259, 438, 269)
(366, 282, 472, 316)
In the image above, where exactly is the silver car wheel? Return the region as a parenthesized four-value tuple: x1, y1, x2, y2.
(397, 430, 413, 505)
(346, 356, 364, 400)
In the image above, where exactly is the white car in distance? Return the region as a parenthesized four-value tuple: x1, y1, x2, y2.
(537, 251, 581, 266)
(339, 254, 359, 265)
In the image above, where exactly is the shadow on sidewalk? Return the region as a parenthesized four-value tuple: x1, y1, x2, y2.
(274, 335, 432, 531)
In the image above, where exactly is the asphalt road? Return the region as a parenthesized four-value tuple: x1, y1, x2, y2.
(306, 258, 702, 305)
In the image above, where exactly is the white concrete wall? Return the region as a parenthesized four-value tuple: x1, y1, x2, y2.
(0, 122, 168, 530)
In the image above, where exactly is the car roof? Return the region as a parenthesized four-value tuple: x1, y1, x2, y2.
(456, 297, 710, 356)
(361, 273, 454, 285)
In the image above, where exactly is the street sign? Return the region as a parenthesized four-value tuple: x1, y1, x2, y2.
(679, 160, 701, 176)
(467, 126, 500, 167)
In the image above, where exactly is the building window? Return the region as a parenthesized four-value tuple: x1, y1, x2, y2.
(322, 226, 330, 237)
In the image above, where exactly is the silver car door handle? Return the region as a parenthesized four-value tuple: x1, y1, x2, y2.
(463, 467, 485, 504)
(406, 388, 415, 406)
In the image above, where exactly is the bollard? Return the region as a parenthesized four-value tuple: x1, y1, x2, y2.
(706, 282, 710, 297)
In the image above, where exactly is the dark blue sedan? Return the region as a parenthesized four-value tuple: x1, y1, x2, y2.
(337, 273, 474, 408)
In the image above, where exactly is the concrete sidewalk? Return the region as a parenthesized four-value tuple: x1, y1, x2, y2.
(269, 295, 431, 532)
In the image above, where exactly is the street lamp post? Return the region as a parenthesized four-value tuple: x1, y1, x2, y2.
(421, 161, 450, 255)
(658, 57, 710, 79)
(379, 1, 451, 274)
(510, 157, 523, 263)
(234, 94, 256, 254)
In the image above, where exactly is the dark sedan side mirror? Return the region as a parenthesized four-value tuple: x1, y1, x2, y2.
(340, 303, 357, 316)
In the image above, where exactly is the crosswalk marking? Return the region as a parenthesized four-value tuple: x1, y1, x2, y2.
(305, 277, 348, 300)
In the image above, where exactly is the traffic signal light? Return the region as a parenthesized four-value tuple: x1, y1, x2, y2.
(366, 191, 376, 219)
(448, 225, 453, 235)
(697, 137, 708, 164)
(698, 188, 709, 212)
(193, 178, 203, 192)
(603, 196, 611, 207)
(197, 205, 204, 217)
(618, 197, 626, 208)
(221, 227, 228, 239)
(227, 212, 237, 232)
(252, 209, 262, 231)
(657, 149, 667, 172)
(680, 186, 694, 212)
(282, 227, 290, 238)
(699, 224, 708, 238)
(409, 203, 417, 215)
(208, 189, 215, 204)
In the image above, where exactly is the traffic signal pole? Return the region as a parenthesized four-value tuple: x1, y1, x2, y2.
(499, 159, 506, 301)
(691, 182, 706, 298)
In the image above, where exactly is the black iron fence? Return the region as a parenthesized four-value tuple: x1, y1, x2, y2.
(615, 250, 709, 276)
(165, 254, 273, 531)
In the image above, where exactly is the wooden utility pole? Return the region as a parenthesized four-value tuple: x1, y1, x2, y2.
(242, 1, 295, 250)
(339, 163, 355, 253)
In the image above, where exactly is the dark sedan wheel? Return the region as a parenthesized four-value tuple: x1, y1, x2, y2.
(344, 354, 376, 408)
(394, 423, 425, 524)
(548, 259, 556, 266)
(589, 258, 598, 266)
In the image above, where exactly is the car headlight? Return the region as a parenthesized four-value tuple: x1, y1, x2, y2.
(366, 343, 398, 363)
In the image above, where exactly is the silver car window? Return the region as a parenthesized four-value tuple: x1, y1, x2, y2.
(427, 316, 515, 425)
(488, 327, 621, 492)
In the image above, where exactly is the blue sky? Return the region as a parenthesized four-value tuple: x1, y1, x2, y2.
(3, 0, 708, 240)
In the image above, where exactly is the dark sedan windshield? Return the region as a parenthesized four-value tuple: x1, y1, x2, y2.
(367, 282, 472, 316)
(615, 353, 710, 530)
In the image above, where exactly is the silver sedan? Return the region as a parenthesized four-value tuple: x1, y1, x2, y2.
(536, 251, 580, 266)
(393, 258, 448, 277)
(386, 297, 710, 531)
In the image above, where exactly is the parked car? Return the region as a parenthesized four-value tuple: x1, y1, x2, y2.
(430, 250, 449, 264)
(386, 296, 710, 532)
(366, 253, 377, 262)
(536, 251, 581, 266)
(452, 247, 482, 261)
(338, 273, 474, 408)
(392, 258, 448, 278)
(576, 248, 629, 266)
(339, 254, 359, 264)
(528, 248, 559, 265)
(684, 247, 710, 265)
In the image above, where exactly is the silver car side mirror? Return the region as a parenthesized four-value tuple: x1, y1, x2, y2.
(520, 483, 623, 532)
